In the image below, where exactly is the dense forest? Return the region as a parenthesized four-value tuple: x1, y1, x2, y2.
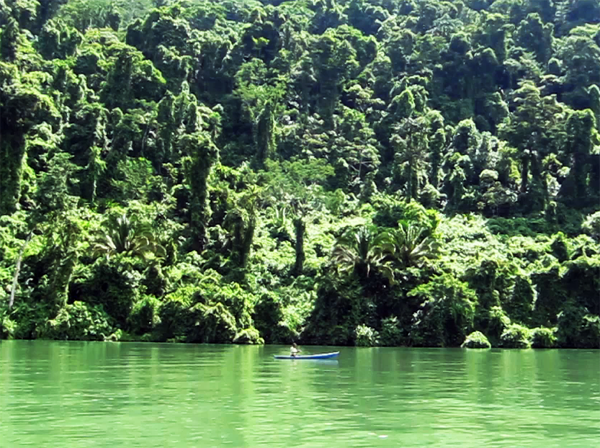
(1, 0, 599, 348)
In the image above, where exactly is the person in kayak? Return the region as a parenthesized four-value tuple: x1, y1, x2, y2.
(290, 343, 301, 357)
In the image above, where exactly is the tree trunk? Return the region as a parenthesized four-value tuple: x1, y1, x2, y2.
(293, 217, 306, 276)
(0, 137, 27, 215)
(520, 153, 530, 193)
(9, 231, 33, 310)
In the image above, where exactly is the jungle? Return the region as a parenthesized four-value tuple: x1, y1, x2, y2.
(0, 0, 599, 348)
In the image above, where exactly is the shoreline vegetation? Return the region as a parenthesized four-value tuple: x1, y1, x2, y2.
(1, 0, 599, 349)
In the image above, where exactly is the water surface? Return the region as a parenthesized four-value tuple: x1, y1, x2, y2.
(1, 341, 598, 447)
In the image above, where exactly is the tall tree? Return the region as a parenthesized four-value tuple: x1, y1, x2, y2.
(181, 132, 219, 248)
(392, 117, 430, 200)
(0, 63, 58, 214)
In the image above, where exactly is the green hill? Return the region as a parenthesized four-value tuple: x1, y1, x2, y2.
(1, 0, 599, 348)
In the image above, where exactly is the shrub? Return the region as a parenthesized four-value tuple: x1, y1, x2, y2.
(107, 329, 125, 342)
(556, 304, 590, 348)
(550, 233, 570, 262)
(128, 295, 161, 335)
(301, 277, 364, 346)
(531, 327, 557, 348)
(557, 306, 600, 348)
(461, 331, 491, 348)
(210, 283, 256, 330)
(379, 316, 403, 346)
(486, 306, 511, 344)
(531, 265, 566, 327)
(582, 211, 600, 240)
(187, 302, 238, 343)
(1, 316, 16, 339)
(253, 291, 287, 343)
(2, 301, 51, 339)
(579, 315, 600, 349)
(142, 264, 168, 297)
(233, 327, 264, 344)
(78, 257, 142, 326)
(156, 294, 193, 342)
(409, 275, 476, 347)
(40, 302, 115, 341)
(355, 324, 379, 347)
(504, 276, 534, 325)
(500, 324, 532, 348)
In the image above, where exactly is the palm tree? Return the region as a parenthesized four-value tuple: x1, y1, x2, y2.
(380, 221, 439, 269)
(92, 213, 165, 260)
(331, 227, 390, 279)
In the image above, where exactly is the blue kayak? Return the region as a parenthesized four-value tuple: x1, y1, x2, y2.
(274, 351, 339, 360)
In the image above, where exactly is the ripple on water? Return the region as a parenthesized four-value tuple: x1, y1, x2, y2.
(1, 342, 599, 448)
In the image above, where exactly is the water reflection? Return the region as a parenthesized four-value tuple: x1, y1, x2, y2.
(0, 341, 598, 448)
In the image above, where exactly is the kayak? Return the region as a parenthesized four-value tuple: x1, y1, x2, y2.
(274, 352, 339, 360)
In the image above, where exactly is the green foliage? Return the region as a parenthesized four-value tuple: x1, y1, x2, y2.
(91, 213, 165, 260)
(186, 302, 238, 344)
(485, 306, 512, 345)
(409, 275, 477, 347)
(556, 306, 600, 348)
(75, 256, 143, 326)
(379, 316, 403, 346)
(128, 295, 161, 335)
(302, 276, 365, 346)
(1, 0, 599, 348)
(379, 220, 440, 272)
(1, 316, 17, 340)
(461, 331, 492, 349)
(582, 211, 600, 240)
(500, 324, 532, 348)
(155, 291, 193, 342)
(39, 301, 115, 341)
(331, 226, 389, 279)
(503, 275, 534, 325)
(234, 327, 264, 345)
(531, 327, 557, 348)
(253, 291, 292, 343)
(182, 131, 219, 245)
(151, 278, 262, 344)
(355, 324, 379, 347)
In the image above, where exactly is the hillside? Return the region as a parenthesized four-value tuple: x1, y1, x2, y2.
(1, 0, 599, 348)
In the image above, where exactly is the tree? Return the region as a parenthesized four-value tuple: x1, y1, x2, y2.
(0, 63, 59, 214)
(224, 186, 261, 269)
(555, 35, 600, 107)
(8, 231, 32, 310)
(380, 221, 439, 271)
(310, 28, 360, 127)
(310, 0, 347, 35)
(500, 81, 565, 211)
(331, 227, 389, 279)
(391, 117, 430, 200)
(560, 109, 598, 206)
(292, 216, 306, 276)
(263, 158, 335, 275)
(409, 274, 477, 347)
(1, 18, 22, 61)
(181, 132, 219, 247)
(255, 101, 275, 165)
(515, 13, 554, 63)
(92, 213, 165, 260)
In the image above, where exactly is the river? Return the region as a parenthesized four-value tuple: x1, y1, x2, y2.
(0, 341, 598, 447)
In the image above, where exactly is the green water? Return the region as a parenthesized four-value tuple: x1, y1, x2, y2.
(1, 342, 598, 448)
